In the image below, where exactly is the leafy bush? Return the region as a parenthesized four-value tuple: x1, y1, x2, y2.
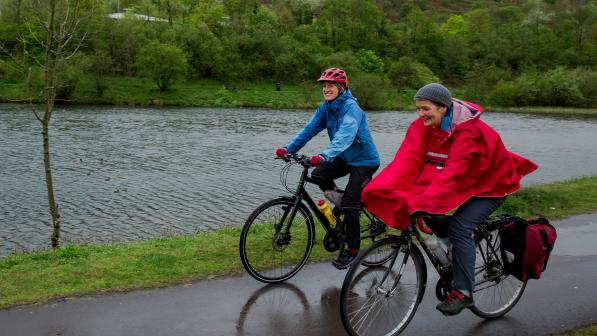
(490, 67, 592, 107)
(136, 42, 188, 92)
(214, 86, 238, 107)
(0, 59, 26, 82)
(350, 73, 390, 110)
(489, 81, 518, 107)
(577, 69, 597, 107)
(538, 67, 584, 106)
(55, 55, 86, 102)
(355, 50, 384, 74)
(319, 51, 359, 74)
(387, 57, 439, 89)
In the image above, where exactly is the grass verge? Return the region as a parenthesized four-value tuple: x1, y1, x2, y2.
(558, 324, 597, 336)
(1, 176, 597, 309)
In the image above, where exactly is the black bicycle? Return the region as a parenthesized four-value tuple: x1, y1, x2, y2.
(340, 213, 527, 336)
(239, 153, 390, 284)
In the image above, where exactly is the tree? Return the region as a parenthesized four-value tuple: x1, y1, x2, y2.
(136, 41, 187, 92)
(1, 0, 95, 248)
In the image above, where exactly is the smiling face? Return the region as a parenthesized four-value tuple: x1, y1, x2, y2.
(322, 81, 340, 101)
(416, 99, 447, 127)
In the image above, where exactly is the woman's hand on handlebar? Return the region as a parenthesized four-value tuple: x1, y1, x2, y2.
(275, 147, 288, 157)
(273, 151, 320, 167)
(309, 155, 324, 167)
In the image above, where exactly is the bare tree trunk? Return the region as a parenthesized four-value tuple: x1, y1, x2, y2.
(167, 0, 173, 25)
(43, 0, 62, 248)
(42, 115, 61, 247)
(3, 0, 91, 249)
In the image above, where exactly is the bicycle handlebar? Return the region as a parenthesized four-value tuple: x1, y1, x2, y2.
(276, 153, 314, 168)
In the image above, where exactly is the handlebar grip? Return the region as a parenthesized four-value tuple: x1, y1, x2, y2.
(417, 217, 433, 235)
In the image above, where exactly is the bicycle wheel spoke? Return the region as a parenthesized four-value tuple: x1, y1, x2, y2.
(240, 198, 314, 283)
(470, 227, 526, 318)
(341, 237, 424, 336)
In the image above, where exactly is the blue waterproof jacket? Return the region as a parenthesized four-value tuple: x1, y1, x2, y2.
(285, 90, 380, 167)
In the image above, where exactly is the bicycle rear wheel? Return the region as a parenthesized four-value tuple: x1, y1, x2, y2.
(470, 227, 526, 318)
(340, 237, 425, 336)
(239, 197, 314, 283)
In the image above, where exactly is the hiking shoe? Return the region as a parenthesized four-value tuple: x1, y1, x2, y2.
(324, 190, 344, 208)
(332, 249, 358, 270)
(436, 290, 474, 316)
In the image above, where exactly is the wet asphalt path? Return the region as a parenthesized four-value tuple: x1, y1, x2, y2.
(1, 215, 597, 336)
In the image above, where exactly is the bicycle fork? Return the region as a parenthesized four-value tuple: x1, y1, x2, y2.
(275, 166, 309, 246)
(377, 240, 413, 297)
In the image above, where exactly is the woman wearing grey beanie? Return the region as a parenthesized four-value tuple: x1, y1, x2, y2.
(363, 83, 538, 316)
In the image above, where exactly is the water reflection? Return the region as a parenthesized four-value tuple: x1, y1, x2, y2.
(1, 104, 597, 254)
(236, 283, 310, 336)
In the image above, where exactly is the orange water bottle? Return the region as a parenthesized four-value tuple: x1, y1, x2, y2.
(317, 199, 336, 226)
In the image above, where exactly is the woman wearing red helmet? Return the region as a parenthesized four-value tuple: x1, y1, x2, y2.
(276, 67, 380, 269)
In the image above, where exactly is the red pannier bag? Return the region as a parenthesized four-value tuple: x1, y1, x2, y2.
(499, 217, 557, 281)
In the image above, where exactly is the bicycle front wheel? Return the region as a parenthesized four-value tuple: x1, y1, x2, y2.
(239, 198, 314, 283)
(361, 218, 392, 267)
(470, 228, 527, 318)
(340, 237, 425, 336)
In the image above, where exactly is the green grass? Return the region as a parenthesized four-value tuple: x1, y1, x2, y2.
(558, 324, 597, 336)
(0, 176, 597, 308)
(2, 77, 594, 114)
(498, 176, 597, 219)
(489, 106, 597, 118)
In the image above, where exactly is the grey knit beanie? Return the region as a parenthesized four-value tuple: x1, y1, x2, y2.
(414, 83, 452, 107)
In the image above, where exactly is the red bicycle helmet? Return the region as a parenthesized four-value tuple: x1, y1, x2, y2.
(318, 67, 348, 87)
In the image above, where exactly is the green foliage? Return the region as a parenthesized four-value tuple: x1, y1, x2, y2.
(214, 86, 238, 107)
(387, 57, 439, 89)
(83, 50, 112, 98)
(349, 72, 390, 110)
(536, 67, 584, 106)
(0, 59, 24, 82)
(136, 42, 188, 92)
(577, 69, 597, 107)
(441, 15, 466, 35)
(1, 0, 596, 107)
(55, 54, 89, 102)
(490, 67, 594, 107)
(355, 50, 384, 73)
(489, 81, 517, 107)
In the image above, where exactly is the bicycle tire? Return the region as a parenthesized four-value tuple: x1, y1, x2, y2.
(333, 208, 390, 267)
(239, 197, 315, 283)
(340, 237, 425, 336)
(470, 227, 527, 318)
(361, 218, 392, 267)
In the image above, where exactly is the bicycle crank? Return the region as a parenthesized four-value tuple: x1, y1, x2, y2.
(323, 232, 341, 252)
(435, 274, 453, 301)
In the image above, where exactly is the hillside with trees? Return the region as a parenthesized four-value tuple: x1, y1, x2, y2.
(1, 0, 595, 109)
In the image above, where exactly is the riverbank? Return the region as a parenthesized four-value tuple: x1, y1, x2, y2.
(0, 77, 413, 110)
(1, 176, 596, 309)
(1, 77, 596, 115)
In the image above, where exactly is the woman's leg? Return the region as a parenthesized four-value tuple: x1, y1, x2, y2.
(310, 157, 350, 192)
(332, 164, 378, 269)
(449, 196, 507, 295)
(340, 165, 379, 250)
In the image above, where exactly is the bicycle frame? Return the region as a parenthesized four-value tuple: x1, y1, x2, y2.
(279, 156, 337, 243)
(378, 215, 510, 297)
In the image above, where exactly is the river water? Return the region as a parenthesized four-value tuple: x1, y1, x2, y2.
(1, 104, 596, 255)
